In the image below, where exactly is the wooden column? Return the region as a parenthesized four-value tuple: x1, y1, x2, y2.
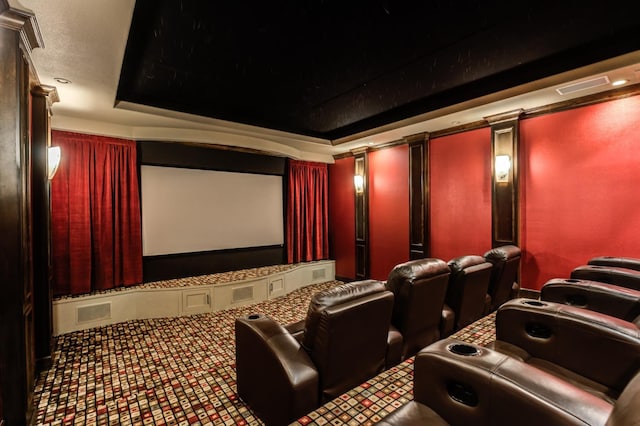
(486, 110, 522, 248)
(31, 84, 58, 373)
(0, 2, 43, 424)
(353, 150, 369, 279)
(407, 133, 429, 259)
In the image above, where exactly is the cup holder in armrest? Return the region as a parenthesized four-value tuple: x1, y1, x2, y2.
(521, 300, 546, 307)
(525, 322, 552, 339)
(447, 382, 479, 407)
(247, 314, 262, 320)
(447, 343, 481, 356)
(564, 279, 580, 283)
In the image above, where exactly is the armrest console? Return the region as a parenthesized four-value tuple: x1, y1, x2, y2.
(541, 278, 640, 321)
(494, 298, 640, 393)
(571, 265, 640, 291)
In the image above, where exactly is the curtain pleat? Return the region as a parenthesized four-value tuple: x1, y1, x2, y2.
(51, 131, 142, 296)
(286, 160, 329, 263)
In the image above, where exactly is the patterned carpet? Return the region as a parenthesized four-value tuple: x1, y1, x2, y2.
(35, 276, 496, 426)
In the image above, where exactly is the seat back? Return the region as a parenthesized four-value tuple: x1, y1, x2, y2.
(484, 245, 521, 311)
(385, 258, 450, 359)
(446, 255, 493, 330)
(302, 280, 394, 401)
(571, 265, 640, 291)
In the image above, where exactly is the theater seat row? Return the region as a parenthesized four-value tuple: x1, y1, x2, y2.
(377, 255, 640, 425)
(234, 245, 522, 425)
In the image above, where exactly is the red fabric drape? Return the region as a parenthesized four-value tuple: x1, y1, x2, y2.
(286, 160, 329, 264)
(50, 130, 142, 296)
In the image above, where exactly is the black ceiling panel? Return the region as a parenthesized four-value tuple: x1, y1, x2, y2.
(117, 0, 640, 140)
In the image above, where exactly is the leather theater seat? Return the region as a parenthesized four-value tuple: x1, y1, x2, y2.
(588, 256, 640, 272)
(445, 255, 493, 332)
(235, 280, 394, 426)
(571, 264, 640, 290)
(384, 258, 451, 368)
(377, 337, 640, 426)
(483, 244, 521, 313)
(489, 298, 640, 403)
(540, 277, 640, 322)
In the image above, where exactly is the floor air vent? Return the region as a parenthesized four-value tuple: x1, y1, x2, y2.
(77, 302, 111, 324)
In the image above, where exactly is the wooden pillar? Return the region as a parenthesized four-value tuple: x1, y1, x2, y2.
(31, 84, 58, 373)
(407, 133, 429, 259)
(0, 2, 44, 424)
(485, 110, 522, 248)
(353, 149, 369, 279)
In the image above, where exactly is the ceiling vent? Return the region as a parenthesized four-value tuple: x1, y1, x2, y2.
(556, 76, 610, 95)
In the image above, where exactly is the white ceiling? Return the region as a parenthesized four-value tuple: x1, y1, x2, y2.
(19, 0, 640, 163)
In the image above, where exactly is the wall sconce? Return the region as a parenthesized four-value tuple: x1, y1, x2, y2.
(495, 154, 511, 183)
(48, 146, 61, 179)
(354, 174, 364, 193)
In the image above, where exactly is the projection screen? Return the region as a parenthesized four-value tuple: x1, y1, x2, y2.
(141, 165, 284, 256)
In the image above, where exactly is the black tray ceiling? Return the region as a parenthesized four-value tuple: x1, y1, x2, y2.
(117, 1, 640, 140)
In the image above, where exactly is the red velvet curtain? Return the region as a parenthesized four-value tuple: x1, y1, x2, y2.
(287, 160, 329, 264)
(50, 130, 142, 296)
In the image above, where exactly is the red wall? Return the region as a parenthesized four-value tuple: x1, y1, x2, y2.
(429, 128, 492, 262)
(520, 96, 640, 290)
(329, 157, 356, 279)
(369, 145, 410, 280)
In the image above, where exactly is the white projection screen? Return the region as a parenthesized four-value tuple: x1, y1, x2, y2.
(141, 165, 284, 256)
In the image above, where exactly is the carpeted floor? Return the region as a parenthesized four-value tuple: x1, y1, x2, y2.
(35, 275, 496, 426)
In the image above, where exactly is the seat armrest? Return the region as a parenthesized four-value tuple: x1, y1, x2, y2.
(541, 278, 640, 321)
(235, 314, 319, 426)
(571, 265, 640, 291)
(589, 256, 640, 272)
(495, 299, 640, 393)
(285, 319, 306, 343)
(385, 324, 403, 369)
(440, 304, 455, 337)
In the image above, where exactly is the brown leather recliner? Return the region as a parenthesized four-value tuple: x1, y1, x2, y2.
(571, 264, 640, 290)
(235, 280, 394, 426)
(378, 337, 640, 426)
(540, 277, 640, 322)
(483, 244, 521, 312)
(490, 298, 640, 402)
(445, 255, 493, 331)
(588, 255, 640, 272)
(384, 258, 451, 367)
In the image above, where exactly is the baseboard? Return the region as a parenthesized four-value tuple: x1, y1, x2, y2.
(52, 260, 335, 335)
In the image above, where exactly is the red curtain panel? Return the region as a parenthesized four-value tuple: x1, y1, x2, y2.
(287, 160, 329, 264)
(50, 130, 142, 296)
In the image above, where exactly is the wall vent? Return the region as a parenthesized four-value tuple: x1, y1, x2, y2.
(77, 302, 111, 324)
(556, 76, 610, 95)
(312, 268, 326, 280)
(232, 286, 253, 303)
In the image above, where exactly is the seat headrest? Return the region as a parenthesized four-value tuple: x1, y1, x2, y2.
(386, 258, 449, 289)
(484, 245, 521, 263)
(448, 255, 490, 274)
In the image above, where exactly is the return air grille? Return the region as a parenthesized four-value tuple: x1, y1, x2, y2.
(77, 302, 111, 323)
(312, 268, 326, 280)
(556, 76, 610, 95)
(232, 286, 253, 303)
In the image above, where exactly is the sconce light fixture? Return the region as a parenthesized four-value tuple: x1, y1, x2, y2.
(48, 146, 61, 179)
(354, 174, 364, 193)
(495, 154, 511, 183)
